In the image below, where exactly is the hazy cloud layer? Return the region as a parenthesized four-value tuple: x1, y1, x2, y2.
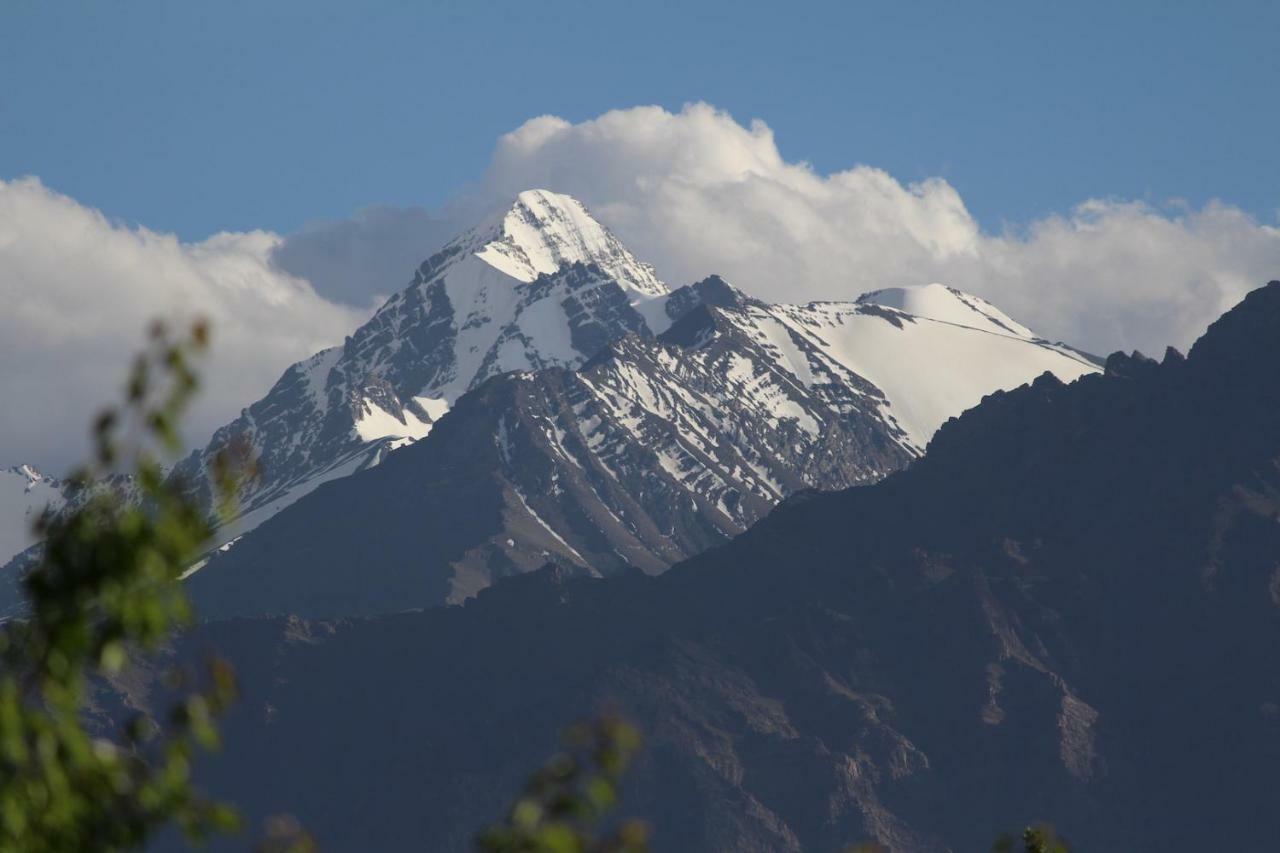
(278, 103, 1280, 358)
(271, 205, 460, 309)
(0, 178, 367, 472)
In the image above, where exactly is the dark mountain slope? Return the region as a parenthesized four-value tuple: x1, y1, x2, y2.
(150, 282, 1280, 850)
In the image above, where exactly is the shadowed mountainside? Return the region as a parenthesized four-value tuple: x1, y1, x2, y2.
(129, 282, 1280, 850)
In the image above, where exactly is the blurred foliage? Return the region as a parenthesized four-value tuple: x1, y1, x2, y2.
(993, 823, 1071, 853)
(0, 320, 248, 851)
(255, 813, 319, 853)
(477, 713, 649, 853)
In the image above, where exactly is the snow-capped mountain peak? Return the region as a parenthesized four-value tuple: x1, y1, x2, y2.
(166, 190, 675, 535)
(856, 282, 1036, 339)
(360, 190, 671, 404)
(141, 194, 1099, 576)
(469, 190, 667, 298)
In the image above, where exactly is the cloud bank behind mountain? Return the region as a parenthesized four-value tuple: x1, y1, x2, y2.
(4, 103, 1278, 469)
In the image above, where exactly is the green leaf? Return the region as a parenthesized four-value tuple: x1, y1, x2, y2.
(99, 640, 126, 674)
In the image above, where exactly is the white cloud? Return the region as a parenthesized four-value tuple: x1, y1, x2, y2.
(0, 177, 367, 472)
(274, 103, 1279, 358)
(952, 199, 1280, 355)
(10, 104, 1280, 469)
(470, 103, 1280, 357)
(270, 204, 461, 308)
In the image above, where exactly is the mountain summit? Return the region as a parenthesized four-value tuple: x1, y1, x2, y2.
(465, 189, 668, 299)
(171, 190, 675, 538)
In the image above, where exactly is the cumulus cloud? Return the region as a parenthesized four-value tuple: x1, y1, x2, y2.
(11, 104, 1280, 469)
(274, 103, 1280, 358)
(270, 205, 461, 308)
(0, 177, 367, 472)
(946, 199, 1280, 356)
(473, 103, 1280, 356)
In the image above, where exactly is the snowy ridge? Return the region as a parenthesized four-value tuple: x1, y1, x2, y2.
(857, 282, 1037, 339)
(755, 297, 1099, 451)
(473, 190, 667, 298)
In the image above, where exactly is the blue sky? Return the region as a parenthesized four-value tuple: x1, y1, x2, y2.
(4, 0, 1280, 472)
(3, 0, 1276, 239)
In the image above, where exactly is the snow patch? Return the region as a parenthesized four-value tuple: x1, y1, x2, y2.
(414, 396, 450, 421)
(353, 397, 434, 443)
(781, 302, 1098, 450)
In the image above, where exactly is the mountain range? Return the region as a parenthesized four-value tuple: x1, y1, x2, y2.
(121, 278, 1280, 851)
(8, 184, 1277, 849)
(3, 190, 1098, 613)
(174, 190, 1095, 615)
